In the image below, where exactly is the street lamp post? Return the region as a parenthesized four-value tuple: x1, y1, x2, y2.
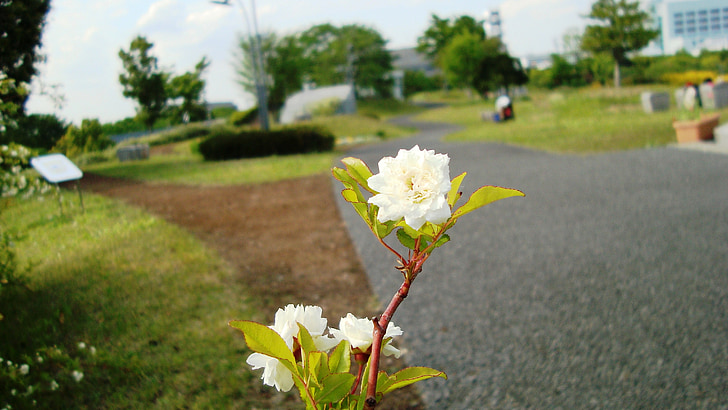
(212, 0, 269, 131)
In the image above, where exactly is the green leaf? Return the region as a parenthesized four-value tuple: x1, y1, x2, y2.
(374, 371, 393, 396)
(341, 188, 362, 203)
(297, 323, 317, 355)
(229, 320, 295, 365)
(378, 367, 447, 395)
(432, 234, 450, 249)
(448, 172, 466, 207)
(307, 350, 328, 387)
(341, 157, 375, 193)
(328, 340, 351, 374)
(452, 186, 525, 220)
(373, 218, 397, 239)
(397, 223, 436, 241)
(332, 167, 356, 188)
(396, 228, 417, 250)
(315, 373, 356, 404)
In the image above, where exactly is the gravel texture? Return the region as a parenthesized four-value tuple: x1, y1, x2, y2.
(333, 116, 728, 409)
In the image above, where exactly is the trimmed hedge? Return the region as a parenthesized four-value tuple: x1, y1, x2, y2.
(198, 125, 335, 161)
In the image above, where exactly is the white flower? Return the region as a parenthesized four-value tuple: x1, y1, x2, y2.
(78, 342, 86, 350)
(19, 364, 29, 375)
(89, 346, 96, 356)
(50, 380, 59, 391)
(269, 304, 338, 352)
(330, 313, 403, 358)
(72, 370, 84, 383)
(246, 353, 295, 392)
(367, 145, 451, 230)
(246, 304, 337, 392)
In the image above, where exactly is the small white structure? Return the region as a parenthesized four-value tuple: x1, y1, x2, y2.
(279, 84, 356, 125)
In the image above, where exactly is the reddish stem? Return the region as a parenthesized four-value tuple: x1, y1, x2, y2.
(350, 359, 367, 396)
(363, 279, 411, 409)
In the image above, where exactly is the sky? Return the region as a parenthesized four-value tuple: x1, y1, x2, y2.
(26, 0, 592, 125)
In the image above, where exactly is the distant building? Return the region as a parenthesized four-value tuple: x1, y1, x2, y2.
(487, 10, 502, 40)
(390, 48, 437, 77)
(647, 0, 728, 55)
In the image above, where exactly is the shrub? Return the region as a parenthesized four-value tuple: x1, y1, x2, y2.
(660, 70, 719, 86)
(0, 114, 69, 151)
(53, 119, 114, 158)
(198, 125, 335, 161)
(1, 143, 51, 198)
(227, 108, 258, 126)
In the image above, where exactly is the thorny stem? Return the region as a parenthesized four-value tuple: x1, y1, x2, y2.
(363, 278, 411, 409)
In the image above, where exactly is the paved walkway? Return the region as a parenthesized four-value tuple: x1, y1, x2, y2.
(334, 116, 728, 409)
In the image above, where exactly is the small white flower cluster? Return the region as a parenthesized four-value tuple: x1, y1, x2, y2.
(77, 342, 97, 356)
(3, 359, 30, 377)
(247, 304, 402, 392)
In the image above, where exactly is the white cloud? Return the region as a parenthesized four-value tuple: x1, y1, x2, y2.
(137, 0, 181, 29)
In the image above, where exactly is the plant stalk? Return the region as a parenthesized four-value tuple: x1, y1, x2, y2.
(363, 279, 411, 409)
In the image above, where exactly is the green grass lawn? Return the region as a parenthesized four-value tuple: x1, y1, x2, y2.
(415, 85, 728, 153)
(87, 142, 338, 185)
(0, 193, 288, 408)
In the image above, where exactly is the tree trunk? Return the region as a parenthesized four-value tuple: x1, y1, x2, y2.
(614, 61, 621, 88)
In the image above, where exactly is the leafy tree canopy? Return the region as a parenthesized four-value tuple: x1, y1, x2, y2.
(167, 57, 210, 123)
(0, 0, 50, 117)
(581, 0, 659, 87)
(119, 36, 170, 130)
(235, 23, 393, 113)
(416, 14, 486, 64)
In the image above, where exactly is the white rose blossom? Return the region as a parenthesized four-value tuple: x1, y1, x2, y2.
(72, 370, 84, 383)
(330, 313, 403, 358)
(367, 145, 451, 231)
(246, 304, 338, 392)
(19, 364, 29, 375)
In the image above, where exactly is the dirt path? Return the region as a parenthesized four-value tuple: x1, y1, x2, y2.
(79, 172, 422, 409)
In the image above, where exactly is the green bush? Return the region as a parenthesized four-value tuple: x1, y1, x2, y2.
(227, 107, 258, 126)
(53, 119, 114, 158)
(198, 125, 335, 161)
(0, 114, 69, 151)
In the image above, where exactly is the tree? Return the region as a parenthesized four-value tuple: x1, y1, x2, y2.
(416, 14, 486, 65)
(474, 47, 528, 95)
(0, 0, 51, 118)
(236, 23, 394, 109)
(440, 32, 487, 90)
(439, 33, 527, 97)
(581, 0, 659, 87)
(299, 24, 393, 97)
(168, 57, 210, 124)
(119, 36, 169, 130)
(0, 114, 68, 151)
(235, 33, 305, 113)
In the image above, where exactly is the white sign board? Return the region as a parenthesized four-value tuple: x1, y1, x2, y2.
(30, 154, 83, 183)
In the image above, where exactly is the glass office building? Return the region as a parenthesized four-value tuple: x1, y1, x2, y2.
(650, 0, 728, 54)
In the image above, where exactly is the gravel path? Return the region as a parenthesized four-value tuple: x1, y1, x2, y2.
(333, 116, 728, 409)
